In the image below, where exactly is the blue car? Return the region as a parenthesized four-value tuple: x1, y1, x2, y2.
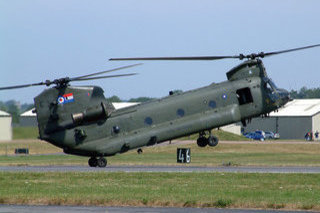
(244, 132, 265, 141)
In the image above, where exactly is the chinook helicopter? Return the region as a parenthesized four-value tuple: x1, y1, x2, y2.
(1, 44, 319, 167)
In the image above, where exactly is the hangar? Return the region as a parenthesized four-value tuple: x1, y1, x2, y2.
(0, 110, 12, 141)
(243, 99, 320, 140)
(20, 109, 37, 127)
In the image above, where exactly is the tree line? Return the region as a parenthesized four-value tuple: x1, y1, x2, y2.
(289, 87, 320, 99)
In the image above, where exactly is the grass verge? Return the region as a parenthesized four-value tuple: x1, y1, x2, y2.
(13, 127, 39, 140)
(0, 172, 319, 210)
(1, 142, 320, 166)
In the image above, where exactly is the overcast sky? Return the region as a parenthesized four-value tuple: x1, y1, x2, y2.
(1, 0, 320, 104)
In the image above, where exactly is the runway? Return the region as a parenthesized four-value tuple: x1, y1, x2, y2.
(0, 205, 316, 213)
(1, 165, 320, 173)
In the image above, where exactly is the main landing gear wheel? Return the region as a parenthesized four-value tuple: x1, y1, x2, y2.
(197, 137, 208, 147)
(88, 157, 107, 167)
(97, 157, 107, 167)
(88, 157, 98, 167)
(196, 130, 219, 147)
(208, 135, 219, 147)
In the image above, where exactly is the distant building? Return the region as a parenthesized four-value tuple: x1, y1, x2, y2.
(0, 110, 12, 141)
(112, 102, 139, 109)
(243, 99, 320, 140)
(20, 109, 37, 127)
(220, 124, 241, 135)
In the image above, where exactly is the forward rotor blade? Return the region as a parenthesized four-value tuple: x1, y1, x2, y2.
(71, 63, 142, 80)
(0, 82, 46, 91)
(262, 44, 320, 57)
(110, 44, 320, 61)
(71, 73, 138, 81)
(109, 56, 239, 61)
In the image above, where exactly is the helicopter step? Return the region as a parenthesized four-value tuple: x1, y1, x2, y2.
(196, 130, 219, 147)
(88, 157, 107, 167)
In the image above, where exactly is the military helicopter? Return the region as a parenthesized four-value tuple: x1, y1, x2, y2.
(1, 44, 319, 167)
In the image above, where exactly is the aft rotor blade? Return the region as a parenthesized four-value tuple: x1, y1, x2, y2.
(262, 44, 320, 57)
(109, 56, 240, 61)
(71, 63, 142, 80)
(0, 82, 46, 90)
(71, 73, 138, 81)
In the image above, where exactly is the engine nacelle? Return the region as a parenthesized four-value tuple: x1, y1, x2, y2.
(72, 102, 111, 125)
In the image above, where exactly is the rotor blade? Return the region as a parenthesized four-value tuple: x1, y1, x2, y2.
(71, 73, 138, 81)
(0, 82, 46, 91)
(109, 56, 240, 61)
(110, 44, 320, 61)
(262, 44, 320, 57)
(71, 63, 142, 80)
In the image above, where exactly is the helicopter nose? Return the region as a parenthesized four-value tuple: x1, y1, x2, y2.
(277, 88, 291, 106)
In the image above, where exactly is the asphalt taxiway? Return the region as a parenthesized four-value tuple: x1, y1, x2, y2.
(0, 205, 317, 213)
(1, 165, 320, 173)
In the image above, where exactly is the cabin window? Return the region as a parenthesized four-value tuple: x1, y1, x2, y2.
(236, 87, 253, 105)
(209, 100, 216, 108)
(112, 126, 120, 134)
(177, 109, 185, 117)
(144, 117, 153, 125)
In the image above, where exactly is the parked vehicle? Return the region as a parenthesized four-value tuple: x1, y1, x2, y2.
(265, 131, 280, 139)
(255, 130, 266, 138)
(244, 132, 255, 139)
(253, 131, 265, 141)
(244, 131, 265, 141)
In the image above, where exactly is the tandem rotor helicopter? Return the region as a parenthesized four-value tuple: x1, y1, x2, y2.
(1, 44, 319, 167)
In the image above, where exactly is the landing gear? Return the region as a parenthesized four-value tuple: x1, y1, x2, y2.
(97, 157, 107, 167)
(88, 157, 107, 167)
(196, 130, 219, 147)
(197, 136, 208, 147)
(208, 135, 219, 147)
(137, 148, 143, 154)
(88, 157, 97, 167)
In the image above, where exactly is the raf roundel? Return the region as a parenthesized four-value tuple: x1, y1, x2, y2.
(57, 96, 64, 104)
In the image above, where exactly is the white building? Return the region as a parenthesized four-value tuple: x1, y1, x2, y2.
(20, 108, 37, 127)
(0, 110, 12, 141)
(243, 99, 320, 139)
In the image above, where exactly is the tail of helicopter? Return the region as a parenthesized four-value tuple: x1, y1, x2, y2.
(34, 86, 114, 146)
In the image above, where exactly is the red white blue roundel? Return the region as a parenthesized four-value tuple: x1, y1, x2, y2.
(57, 97, 65, 104)
(57, 93, 74, 104)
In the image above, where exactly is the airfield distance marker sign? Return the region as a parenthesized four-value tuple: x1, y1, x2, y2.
(177, 148, 191, 163)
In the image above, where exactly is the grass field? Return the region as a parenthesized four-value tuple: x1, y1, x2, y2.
(12, 127, 39, 140)
(0, 172, 319, 210)
(1, 136, 320, 210)
(0, 140, 320, 167)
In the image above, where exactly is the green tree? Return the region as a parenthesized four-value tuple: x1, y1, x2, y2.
(289, 87, 320, 99)
(128, 97, 155, 103)
(106, 95, 122, 102)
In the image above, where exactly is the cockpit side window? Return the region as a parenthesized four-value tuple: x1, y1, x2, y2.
(236, 87, 253, 105)
(263, 78, 277, 93)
